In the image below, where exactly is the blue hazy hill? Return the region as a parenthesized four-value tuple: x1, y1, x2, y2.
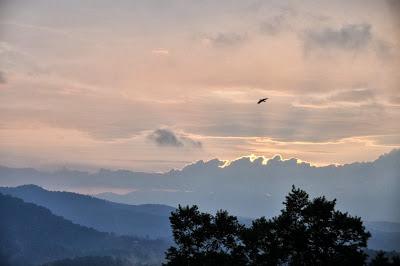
(1, 149, 398, 221)
(0, 193, 167, 266)
(0, 185, 174, 239)
(2, 185, 399, 252)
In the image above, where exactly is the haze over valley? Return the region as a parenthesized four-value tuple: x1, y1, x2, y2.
(1, 149, 399, 222)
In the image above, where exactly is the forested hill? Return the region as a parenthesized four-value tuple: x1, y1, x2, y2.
(0, 184, 174, 239)
(0, 193, 168, 266)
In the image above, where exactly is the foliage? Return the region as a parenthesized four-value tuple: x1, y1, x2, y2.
(369, 251, 400, 266)
(41, 256, 130, 266)
(0, 193, 167, 266)
(165, 186, 371, 265)
(0, 184, 174, 239)
(165, 205, 245, 265)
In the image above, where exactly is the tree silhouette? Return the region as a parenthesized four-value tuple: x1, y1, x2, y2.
(271, 186, 369, 265)
(165, 186, 371, 266)
(165, 205, 244, 265)
(241, 216, 283, 265)
(369, 251, 400, 266)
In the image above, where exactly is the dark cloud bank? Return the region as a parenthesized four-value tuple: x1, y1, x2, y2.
(0, 149, 399, 222)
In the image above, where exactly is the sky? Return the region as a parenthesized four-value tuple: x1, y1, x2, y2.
(0, 0, 399, 172)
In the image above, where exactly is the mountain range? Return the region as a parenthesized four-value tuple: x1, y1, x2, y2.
(0, 185, 174, 239)
(1, 149, 399, 221)
(1, 185, 399, 252)
(0, 193, 168, 266)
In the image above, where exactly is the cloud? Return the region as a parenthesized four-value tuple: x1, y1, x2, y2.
(0, 71, 6, 84)
(293, 88, 376, 108)
(1, 149, 399, 221)
(386, 0, 400, 10)
(182, 136, 203, 149)
(328, 88, 375, 103)
(151, 49, 169, 56)
(389, 96, 400, 105)
(204, 33, 247, 47)
(147, 129, 202, 148)
(259, 14, 288, 35)
(385, 0, 400, 27)
(304, 24, 372, 51)
(258, 7, 298, 36)
(148, 129, 183, 147)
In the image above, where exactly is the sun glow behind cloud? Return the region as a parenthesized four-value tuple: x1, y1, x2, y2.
(0, 0, 399, 171)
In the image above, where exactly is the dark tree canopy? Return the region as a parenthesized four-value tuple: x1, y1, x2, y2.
(165, 186, 371, 266)
(41, 256, 130, 266)
(369, 251, 400, 266)
(165, 205, 244, 265)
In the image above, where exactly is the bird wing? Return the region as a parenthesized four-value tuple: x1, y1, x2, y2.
(257, 98, 268, 104)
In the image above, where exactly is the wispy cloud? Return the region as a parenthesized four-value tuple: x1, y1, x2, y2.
(259, 14, 288, 35)
(304, 24, 372, 51)
(203, 32, 247, 47)
(329, 88, 375, 103)
(151, 49, 169, 56)
(0, 0, 398, 171)
(293, 88, 376, 108)
(0, 71, 6, 84)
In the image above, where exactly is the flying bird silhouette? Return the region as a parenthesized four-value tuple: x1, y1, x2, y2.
(257, 98, 269, 104)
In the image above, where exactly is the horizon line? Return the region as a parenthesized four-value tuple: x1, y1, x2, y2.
(0, 148, 398, 175)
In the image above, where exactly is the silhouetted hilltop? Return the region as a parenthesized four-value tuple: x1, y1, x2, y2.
(0, 149, 399, 234)
(0, 193, 168, 266)
(2, 185, 399, 252)
(0, 185, 174, 239)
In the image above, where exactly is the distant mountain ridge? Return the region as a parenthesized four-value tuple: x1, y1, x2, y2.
(0, 149, 399, 221)
(0, 185, 175, 239)
(0, 193, 167, 266)
(97, 149, 400, 222)
(2, 185, 400, 252)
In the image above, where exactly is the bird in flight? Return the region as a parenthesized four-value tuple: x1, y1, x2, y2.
(257, 97, 269, 104)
